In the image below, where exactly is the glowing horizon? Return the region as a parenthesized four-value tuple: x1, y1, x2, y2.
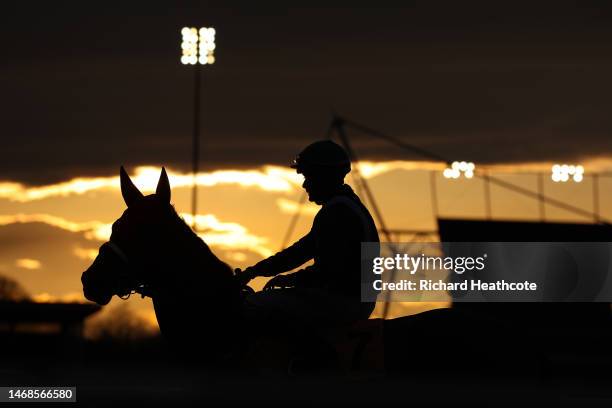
(1, 158, 611, 330)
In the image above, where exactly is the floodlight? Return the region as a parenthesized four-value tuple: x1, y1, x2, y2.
(444, 161, 476, 179)
(180, 26, 216, 65)
(551, 163, 584, 183)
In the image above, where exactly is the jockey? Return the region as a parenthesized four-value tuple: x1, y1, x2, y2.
(236, 140, 380, 328)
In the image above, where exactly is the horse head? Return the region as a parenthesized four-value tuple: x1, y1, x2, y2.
(81, 166, 173, 305)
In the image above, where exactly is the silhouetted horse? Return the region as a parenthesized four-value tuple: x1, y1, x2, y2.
(76, 167, 534, 373)
(81, 167, 243, 357)
(79, 168, 517, 373)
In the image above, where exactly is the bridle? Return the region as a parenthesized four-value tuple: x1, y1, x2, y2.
(100, 240, 151, 299)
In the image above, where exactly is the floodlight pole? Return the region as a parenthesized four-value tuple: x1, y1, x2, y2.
(182, 26, 215, 231)
(192, 64, 201, 230)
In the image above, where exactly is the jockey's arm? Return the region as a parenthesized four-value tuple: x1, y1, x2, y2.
(241, 232, 315, 280)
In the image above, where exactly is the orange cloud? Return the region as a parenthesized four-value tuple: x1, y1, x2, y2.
(31, 291, 86, 303)
(0, 166, 301, 202)
(2, 159, 612, 203)
(73, 247, 99, 261)
(0, 162, 455, 203)
(0, 213, 108, 241)
(0, 212, 274, 260)
(15, 258, 42, 270)
(181, 213, 273, 258)
(276, 197, 319, 216)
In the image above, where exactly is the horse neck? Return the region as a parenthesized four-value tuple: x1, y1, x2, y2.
(153, 217, 230, 289)
(148, 215, 241, 338)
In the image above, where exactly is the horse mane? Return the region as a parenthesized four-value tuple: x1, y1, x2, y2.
(163, 204, 233, 277)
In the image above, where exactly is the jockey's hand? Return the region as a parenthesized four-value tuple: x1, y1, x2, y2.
(234, 267, 257, 286)
(263, 274, 295, 291)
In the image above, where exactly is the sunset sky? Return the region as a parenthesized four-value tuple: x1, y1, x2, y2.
(2, 1, 612, 327)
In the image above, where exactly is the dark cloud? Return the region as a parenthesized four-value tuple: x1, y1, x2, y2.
(2, 1, 612, 184)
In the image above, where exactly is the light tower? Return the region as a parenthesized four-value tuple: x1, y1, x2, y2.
(180, 26, 216, 230)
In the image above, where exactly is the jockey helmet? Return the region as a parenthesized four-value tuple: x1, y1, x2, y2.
(290, 140, 351, 176)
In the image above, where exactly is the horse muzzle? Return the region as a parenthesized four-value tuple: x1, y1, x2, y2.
(81, 269, 112, 306)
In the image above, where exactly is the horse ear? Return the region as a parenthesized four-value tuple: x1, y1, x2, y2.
(120, 166, 143, 208)
(156, 167, 171, 204)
